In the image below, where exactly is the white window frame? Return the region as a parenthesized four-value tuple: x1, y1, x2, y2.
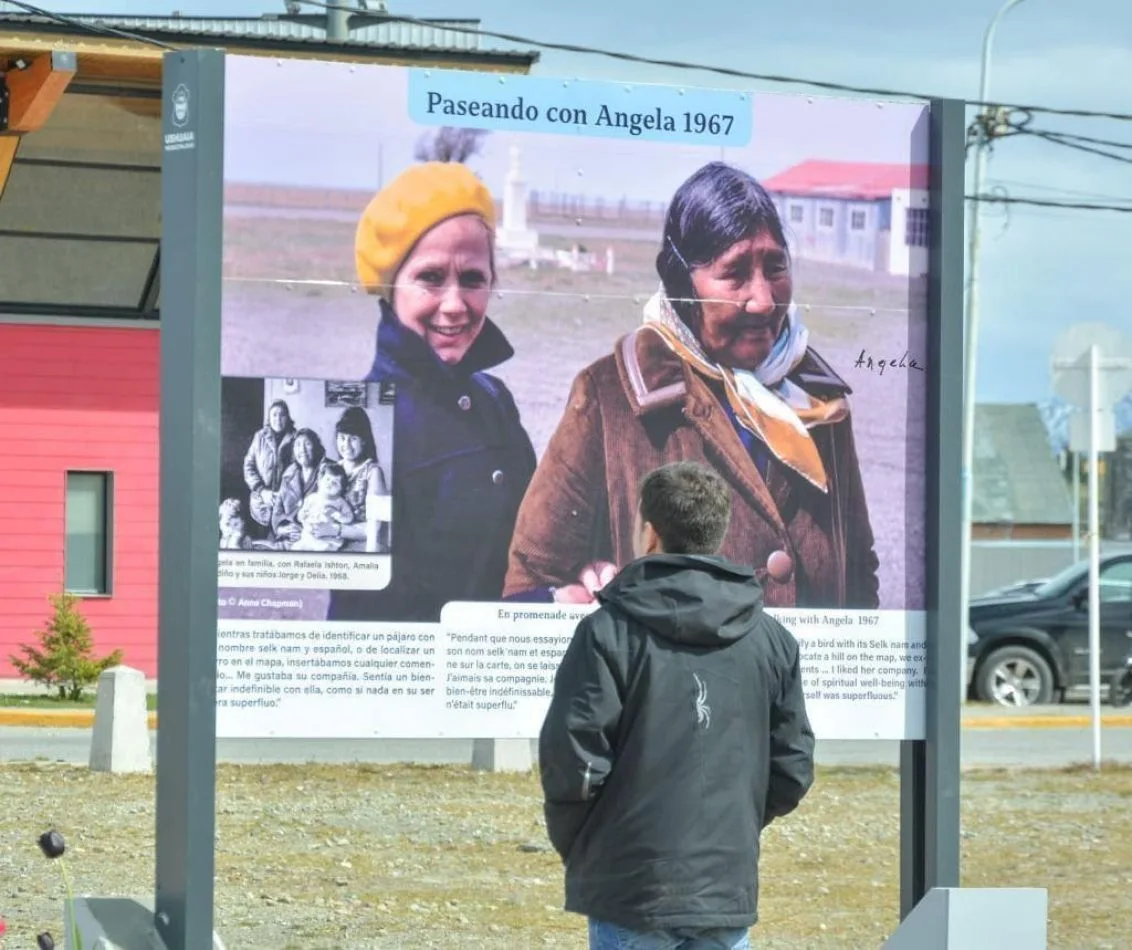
(905, 207, 930, 248)
(65, 470, 114, 596)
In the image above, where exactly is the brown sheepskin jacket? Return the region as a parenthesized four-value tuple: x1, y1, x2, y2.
(503, 326, 879, 609)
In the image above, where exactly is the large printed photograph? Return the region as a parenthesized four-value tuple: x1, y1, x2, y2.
(218, 58, 929, 626)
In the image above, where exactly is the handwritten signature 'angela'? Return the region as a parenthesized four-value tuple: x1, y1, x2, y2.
(854, 349, 925, 376)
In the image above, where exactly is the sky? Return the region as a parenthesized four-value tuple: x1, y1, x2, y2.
(223, 57, 929, 200)
(31, 0, 1132, 404)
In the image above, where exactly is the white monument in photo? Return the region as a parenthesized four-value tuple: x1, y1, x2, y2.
(496, 144, 539, 253)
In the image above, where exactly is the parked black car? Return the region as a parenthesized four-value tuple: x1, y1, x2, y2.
(967, 553, 1132, 706)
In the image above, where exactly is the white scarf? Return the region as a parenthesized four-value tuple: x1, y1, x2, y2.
(641, 289, 848, 491)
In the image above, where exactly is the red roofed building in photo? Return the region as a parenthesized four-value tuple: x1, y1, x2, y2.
(761, 160, 931, 278)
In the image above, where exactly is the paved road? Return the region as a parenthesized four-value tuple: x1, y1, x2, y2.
(3, 726, 1130, 769)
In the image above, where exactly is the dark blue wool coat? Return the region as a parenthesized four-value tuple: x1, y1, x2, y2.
(328, 303, 536, 623)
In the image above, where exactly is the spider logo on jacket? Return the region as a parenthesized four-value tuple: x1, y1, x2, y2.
(693, 673, 712, 731)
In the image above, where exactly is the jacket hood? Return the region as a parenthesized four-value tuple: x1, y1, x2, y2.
(596, 554, 764, 647)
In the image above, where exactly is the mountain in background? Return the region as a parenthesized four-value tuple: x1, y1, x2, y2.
(1037, 393, 1132, 453)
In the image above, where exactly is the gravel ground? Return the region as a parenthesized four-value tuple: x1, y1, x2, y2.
(2, 763, 1130, 949)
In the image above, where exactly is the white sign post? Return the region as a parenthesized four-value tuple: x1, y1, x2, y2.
(1087, 345, 1103, 770)
(1052, 324, 1132, 771)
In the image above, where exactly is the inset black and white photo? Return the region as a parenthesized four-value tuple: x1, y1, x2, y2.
(218, 376, 395, 591)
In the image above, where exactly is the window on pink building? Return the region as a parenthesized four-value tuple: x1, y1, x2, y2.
(65, 472, 113, 595)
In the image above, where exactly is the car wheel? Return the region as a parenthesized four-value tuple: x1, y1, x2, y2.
(1111, 670, 1132, 708)
(976, 646, 1055, 707)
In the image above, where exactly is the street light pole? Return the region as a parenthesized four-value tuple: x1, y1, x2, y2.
(959, 0, 1030, 701)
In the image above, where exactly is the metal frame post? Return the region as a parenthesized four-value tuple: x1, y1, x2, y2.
(155, 48, 226, 950)
(900, 96, 966, 919)
(326, 1, 350, 41)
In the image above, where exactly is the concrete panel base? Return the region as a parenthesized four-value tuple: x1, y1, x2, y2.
(90, 666, 152, 774)
(471, 738, 534, 772)
(884, 888, 1047, 949)
(64, 897, 225, 949)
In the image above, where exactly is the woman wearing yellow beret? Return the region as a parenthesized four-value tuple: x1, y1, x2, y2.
(327, 161, 537, 623)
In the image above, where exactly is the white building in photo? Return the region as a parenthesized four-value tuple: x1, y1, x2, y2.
(762, 160, 931, 278)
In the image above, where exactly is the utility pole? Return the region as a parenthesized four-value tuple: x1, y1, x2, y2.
(959, 0, 1030, 702)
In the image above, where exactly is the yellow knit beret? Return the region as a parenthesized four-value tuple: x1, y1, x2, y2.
(355, 161, 497, 297)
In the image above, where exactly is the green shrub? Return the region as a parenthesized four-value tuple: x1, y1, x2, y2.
(9, 593, 123, 701)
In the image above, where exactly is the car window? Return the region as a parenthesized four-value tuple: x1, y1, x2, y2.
(1100, 561, 1132, 604)
(1033, 562, 1087, 599)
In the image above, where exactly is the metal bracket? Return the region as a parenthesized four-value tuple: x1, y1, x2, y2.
(0, 52, 76, 134)
(0, 74, 10, 132)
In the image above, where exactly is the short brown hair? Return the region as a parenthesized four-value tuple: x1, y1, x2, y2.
(638, 461, 731, 555)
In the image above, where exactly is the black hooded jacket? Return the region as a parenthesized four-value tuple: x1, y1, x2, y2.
(538, 553, 815, 933)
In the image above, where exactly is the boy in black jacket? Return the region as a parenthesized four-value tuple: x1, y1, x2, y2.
(539, 460, 815, 950)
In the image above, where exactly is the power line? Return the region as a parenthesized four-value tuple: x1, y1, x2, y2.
(986, 177, 1132, 205)
(1039, 129, 1132, 152)
(6, 0, 1128, 125)
(288, 0, 1132, 123)
(993, 112, 1132, 166)
(0, 0, 178, 50)
(969, 193, 1132, 214)
(1029, 130, 1132, 165)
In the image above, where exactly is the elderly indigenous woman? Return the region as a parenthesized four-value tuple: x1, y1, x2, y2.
(327, 161, 537, 623)
(504, 162, 879, 609)
(243, 399, 295, 529)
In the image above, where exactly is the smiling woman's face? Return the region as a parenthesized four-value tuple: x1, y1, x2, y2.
(391, 214, 493, 365)
(337, 432, 364, 463)
(268, 404, 289, 432)
(688, 229, 792, 371)
(293, 434, 314, 468)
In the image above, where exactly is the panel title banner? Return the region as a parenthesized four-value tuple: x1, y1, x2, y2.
(408, 70, 753, 147)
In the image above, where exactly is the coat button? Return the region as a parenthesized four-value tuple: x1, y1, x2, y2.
(766, 550, 794, 583)
(492, 469, 505, 485)
(457, 394, 472, 411)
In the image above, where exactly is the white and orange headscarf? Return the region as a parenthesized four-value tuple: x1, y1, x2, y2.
(642, 289, 848, 493)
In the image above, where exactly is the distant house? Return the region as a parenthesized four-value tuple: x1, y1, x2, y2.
(761, 160, 930, 278)
(1107, 434, 1132, 540)
(973, 404, 1074, 540)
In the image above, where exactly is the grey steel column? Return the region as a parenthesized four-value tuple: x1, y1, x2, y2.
(326, 1, 350, 40)
(155, 48, 226, 950)
(900, 96, 966, 920)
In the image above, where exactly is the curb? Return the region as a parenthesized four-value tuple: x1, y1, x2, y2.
(0, 707, 1130, 731)
(963, 714, 1132, 730)
(0, 709, 158, 729)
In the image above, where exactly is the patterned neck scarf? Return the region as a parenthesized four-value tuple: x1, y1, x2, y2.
(642, 289, 849, 492)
